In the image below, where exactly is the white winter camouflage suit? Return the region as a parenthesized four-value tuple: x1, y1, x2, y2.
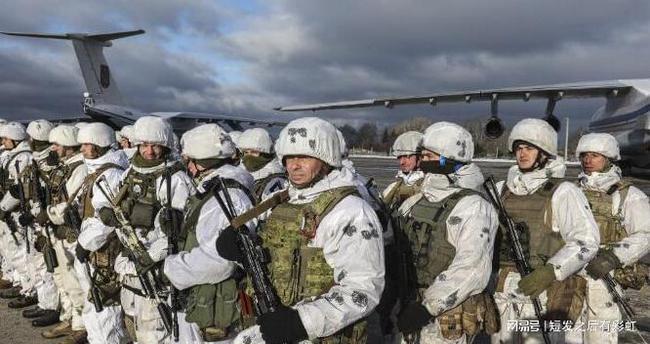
(74, 149, 130, 344)
(234, 167, 385, 344)
(164, 165, 255, 344)
(113, 159, 195, 344)
(46, 152, 89, 330)
(398, 163, 498, 344)
(574, 165, 650, 344)
(492, 159, 600, 344)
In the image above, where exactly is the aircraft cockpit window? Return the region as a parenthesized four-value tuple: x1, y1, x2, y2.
(100, 64, 110, 88)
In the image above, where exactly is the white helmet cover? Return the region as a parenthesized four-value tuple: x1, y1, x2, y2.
(275, 117, 341, 168)
(49, 125, 80, 147)
(181, 123, 235, 160)
(575, 133, 620, 160)
(508, 118, 557, 156)
(27, 119, 55, 141)
(132, 116, 173, 148)
(77, 122, 116, 148)
(119, 125, 135, 142)
(0, 121, 28, 141)
(237, 128, 273, 154)
(391, 131, 423, 157)
(421, 122, 474, 163)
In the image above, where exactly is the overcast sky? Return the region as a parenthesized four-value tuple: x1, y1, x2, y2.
(1, 0, 649, 133)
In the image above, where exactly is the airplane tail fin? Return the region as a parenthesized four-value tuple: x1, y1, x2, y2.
(1, 29, 145, 105)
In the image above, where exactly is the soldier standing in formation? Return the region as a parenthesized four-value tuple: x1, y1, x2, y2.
(0, 116, 647, 344)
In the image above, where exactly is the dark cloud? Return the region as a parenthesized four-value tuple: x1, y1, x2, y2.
(0, 0, 649, 133)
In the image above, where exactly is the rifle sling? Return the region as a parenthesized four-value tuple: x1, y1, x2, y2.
(230, 189, 289, 228)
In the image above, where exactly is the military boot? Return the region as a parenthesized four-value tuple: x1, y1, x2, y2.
(42, 320, 71, 339)
(0, 286, 21, 299)
(32, 309, 60, 327)
(23, 306, 48, 319)
(58, 330, 87, 344)
(8, 295, 38, 308)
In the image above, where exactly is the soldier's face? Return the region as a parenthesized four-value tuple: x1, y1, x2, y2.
(139, 143, 164, 160)
(52, 143, 65, 157)
(580, 152, 608, 174)
(1, 137, 15, 150)
(397, 154, 418, 173)
(515, 143, 540, 170)
(119, 138, 131, 149)
(285, 155, 326, 187)
(243, 149, 261, 157)
(80, 143, 99, 159)
(420, 149, 440, 162)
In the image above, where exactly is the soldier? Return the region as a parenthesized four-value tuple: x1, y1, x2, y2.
(164, 123, 255, 343)
(491, 118, 600, 343)
(18, 120, 61, 326)
(393, 122, 498, 343)
(0, 122, 36, 305)
(573, 133, 650, 343)
(237, 128, 287, 201)
(223, 117, 385, 344)
(382, 131, 424, 210)
(40, 125, 89, 341)
(73, 122, 129, 344)
(100, 116, 194, 343)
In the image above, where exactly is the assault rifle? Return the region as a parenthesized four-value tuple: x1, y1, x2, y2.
(604, 274, 636, 321)
(163, 165, 180, 342)
(30, 163, 58, 272)
(483, 176, 551, 344)
(61, 185, 104, 313)
(211, 177, 286, 339)
(96, 175, 173, 335)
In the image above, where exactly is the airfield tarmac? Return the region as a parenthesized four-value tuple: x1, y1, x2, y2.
(0, 156, 648, 343)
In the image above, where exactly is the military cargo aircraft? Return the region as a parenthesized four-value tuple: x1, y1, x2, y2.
(1, 29, 285, 131)
(276, 80, 650, 171)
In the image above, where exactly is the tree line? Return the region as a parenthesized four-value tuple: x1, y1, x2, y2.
(339, 117, 585, 160)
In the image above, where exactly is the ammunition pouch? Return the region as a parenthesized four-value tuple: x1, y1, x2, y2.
(34, 233, 48, 252)
(436, 293, 500, 340)
(184, 278, 240, 341)
(43, 243, 58, 273)
(613, 263, 648, 290)
(89, 235, 122, 306)
(545, 275, 587, 323)
(128, 202, 157, 230)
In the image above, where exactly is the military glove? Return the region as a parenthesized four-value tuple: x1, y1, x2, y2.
(75, 244, 90, 263)
(586, 249, 622, 280)
(257, 304, 308, 344)
(34, 233, 48, 253)
(18, 212, 34, 226)
(159, 208, 183, 236)
(215, 226, 243, 263)
(98, 207, 120, 227)
(518, 264, 556, 298)
(397, 302, 433, 335)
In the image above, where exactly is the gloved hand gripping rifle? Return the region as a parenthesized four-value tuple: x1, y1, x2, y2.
(96, 175, 173, 335)
(211, 177, 289, 344)
(483, 176, 551, 344)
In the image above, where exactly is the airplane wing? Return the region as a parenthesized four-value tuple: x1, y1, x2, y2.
(275, 80, 633, 112)
(152, 112, 287, 131)
(85, 105, 287, 131)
